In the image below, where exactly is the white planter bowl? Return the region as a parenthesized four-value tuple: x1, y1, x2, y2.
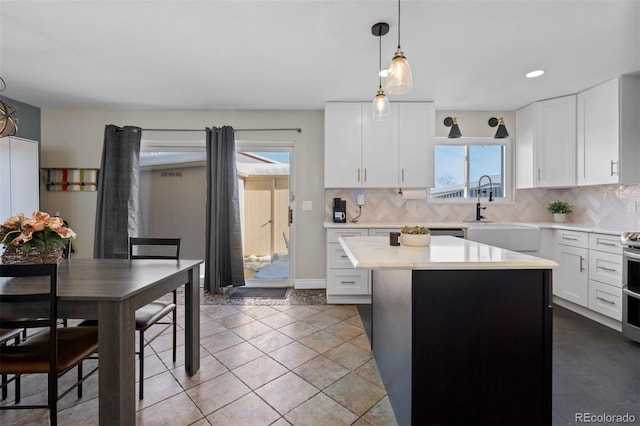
(553, 213, 567, 223)
(401, 233, 431, 247)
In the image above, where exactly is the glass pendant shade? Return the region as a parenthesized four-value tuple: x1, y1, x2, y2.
(386, 49, 413, 95)
(373, 89, 391, 121)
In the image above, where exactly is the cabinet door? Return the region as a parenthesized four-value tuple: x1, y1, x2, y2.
(577, 78, 619, 186)
(0, 139, 11, 221)
(554, 244, 588, 307)
(7, 137, 40, 216)
(324, 103, 363, 188)
(398, 103, 435, 188)
(534, 95, 577, 187)
(515, 104, 535, 189)
(362, 103, 399, 187)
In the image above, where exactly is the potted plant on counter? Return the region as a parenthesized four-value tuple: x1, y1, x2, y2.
(547, 200, 573, 223)
(400, 225, 431, 247)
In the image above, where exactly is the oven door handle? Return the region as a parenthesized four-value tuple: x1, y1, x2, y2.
(624, 250, 640, 261)
(623, 286, 640, 300)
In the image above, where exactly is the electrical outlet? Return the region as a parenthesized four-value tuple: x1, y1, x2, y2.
(302, 201, 312, 211)
(626, 201, 637, 214)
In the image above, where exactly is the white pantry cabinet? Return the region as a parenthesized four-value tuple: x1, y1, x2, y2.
(324, 102, 434, 188)
(0, 137, 40, 221)
(516, 95, 577, 188)
(577, 75, 640, 186)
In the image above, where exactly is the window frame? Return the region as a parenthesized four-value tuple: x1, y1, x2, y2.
(428, 137, 514, 205)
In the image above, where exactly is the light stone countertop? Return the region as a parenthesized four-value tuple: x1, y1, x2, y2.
(338, 235, 559, 270)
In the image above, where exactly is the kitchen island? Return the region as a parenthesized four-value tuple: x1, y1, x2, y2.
(339, 235, 558, 426)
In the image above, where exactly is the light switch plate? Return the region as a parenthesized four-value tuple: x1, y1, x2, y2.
(302, 201, 312, 211)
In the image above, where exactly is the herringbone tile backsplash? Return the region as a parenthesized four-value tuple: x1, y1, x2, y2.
(326, 185, 640, 229)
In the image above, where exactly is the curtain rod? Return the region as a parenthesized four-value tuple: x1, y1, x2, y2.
(142, 127, 302, 133)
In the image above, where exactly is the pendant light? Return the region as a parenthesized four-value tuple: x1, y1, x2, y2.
(386, 0, 413, 95)
(372, 22, 391, 121)
(0, 77, 18, 138)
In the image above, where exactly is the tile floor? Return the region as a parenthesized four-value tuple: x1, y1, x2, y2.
(1, 291, 639, 426)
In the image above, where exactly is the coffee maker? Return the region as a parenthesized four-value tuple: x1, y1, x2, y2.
(332, 198, 347, 223)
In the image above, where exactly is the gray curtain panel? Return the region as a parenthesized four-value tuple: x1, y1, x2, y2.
(205, 126, 245, 292)
(93, 124, 141, 259)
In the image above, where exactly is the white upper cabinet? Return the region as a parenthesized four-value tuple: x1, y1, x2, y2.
(0, 137, 40, 222)
(362, 103, 399, 187)
(577, 76, 640, 185)
(516, 95, 577, 188)
(324, 103, 363, 188)
(325, 102, 434, 188)
(398, 103, 435, 188)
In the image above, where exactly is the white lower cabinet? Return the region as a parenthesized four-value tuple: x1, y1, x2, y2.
(553, 230, 623, 324)
(326, 227, 399, 304)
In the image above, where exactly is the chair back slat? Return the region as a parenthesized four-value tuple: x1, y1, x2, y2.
(129, 237, 181, 260)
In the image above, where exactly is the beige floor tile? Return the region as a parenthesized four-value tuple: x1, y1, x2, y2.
(278, 321, 319, 340)
(285, 392, 358, 426)
(361, 396, 399, 426)
(148, 328, 185, 354)
(259, 311, 298, 329)
(59, 396, 99, 425)
(231, 320, 273, 340)
(243, 305, 281, 320)
(324, 373, 386, 416)
(201, 329, 244, 354)
(233, 355, 288, 389)
(215, 341, 265, 370)
(199, 318, 228, 338)
(302, 311, 343, 329)
(325, 321, 364, 341)
(136, 371, 185, 410)
(171, 354, 228, 389)
(280, 305, 318, 319)
(269, 341, 320, 370)
(325, 305, 359, 320)
(349, 333, 372, 353)
(298, 330, 345, 354)
(200, 304, 240, 320)
(206, 392, 281, 426)
(218, 311, 255, 329)
(248, 329, 295, 353)
(324, 342, 373, 370)
(255, 372, 319, 415)
(354, 358, 385, 388)
(186, 371, 251, 416)
(137, 392, 205, 426)
(293, 355, 350, 389)
(271, 418, 294, 426)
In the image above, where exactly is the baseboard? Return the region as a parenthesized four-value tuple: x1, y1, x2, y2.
(294, 279, 325, 289)
(553, 296, 622, 332)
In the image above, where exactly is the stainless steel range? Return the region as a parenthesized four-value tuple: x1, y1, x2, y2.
(621, 232, 640, 343)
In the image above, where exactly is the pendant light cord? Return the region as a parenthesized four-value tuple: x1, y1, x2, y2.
(378, 28, 383, 90)
(397, 0, 402, 49)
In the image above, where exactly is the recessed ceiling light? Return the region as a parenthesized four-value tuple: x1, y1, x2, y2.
(526, 69, 545, 78)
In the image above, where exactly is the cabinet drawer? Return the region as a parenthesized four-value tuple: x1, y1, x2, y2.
(327, 269, 369, 295)
(555, 230, 588, 248)
(588, 250, 623, 287)
(588, 280, 622, 321)
(328, 243, 354, 268)
(327, 228, 368, 243)
(589, 233, 623, 254)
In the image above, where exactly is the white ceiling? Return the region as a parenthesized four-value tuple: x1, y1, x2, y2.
(1, 0, 639, 111)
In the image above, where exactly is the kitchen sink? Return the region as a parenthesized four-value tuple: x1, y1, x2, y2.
(465, 223, 540, 252)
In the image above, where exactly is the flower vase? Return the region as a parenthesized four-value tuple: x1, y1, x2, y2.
(1, 246, 64, 265)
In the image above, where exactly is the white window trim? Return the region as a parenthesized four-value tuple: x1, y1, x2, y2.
(428, 137, 515, 205)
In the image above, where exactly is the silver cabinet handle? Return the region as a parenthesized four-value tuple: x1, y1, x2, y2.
(596, 265, 616, 272)
(562, 236, 579, 241)
(596, 296, 615, 305)
(597, 241, 616, 247)
(610, 160, 617, 176)
(364, 168, 367, 182)
(402, 168, 405, 182)
(357, 168, 361, 182)
(340, 281, 356, 284)
(579, 256, 584, 272)
(340, 255, 349, 258)
(537, 168, 541, 182)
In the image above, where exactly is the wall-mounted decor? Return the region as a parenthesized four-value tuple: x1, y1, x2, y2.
(41, 168, 99, 191)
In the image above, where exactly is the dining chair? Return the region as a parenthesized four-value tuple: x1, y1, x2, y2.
(0, 328, 22, 401)
(0, 264, 99, 426)
(129, 237, 180, 400)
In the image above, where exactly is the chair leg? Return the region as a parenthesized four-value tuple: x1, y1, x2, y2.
(1, 373, 6, 400)
(48, 369, 58, 426)
(77, 362, 83, 398)
(15, 375, 20, 404)
(139, 330, 144, 400)
(173, 290, 177, 362)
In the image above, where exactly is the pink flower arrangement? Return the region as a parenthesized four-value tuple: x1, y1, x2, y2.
(0, 211, 76, 251)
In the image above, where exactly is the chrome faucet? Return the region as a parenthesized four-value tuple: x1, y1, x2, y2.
(475, 175, 494, 221)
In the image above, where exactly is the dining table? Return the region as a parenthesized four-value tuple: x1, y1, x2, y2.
(0, 257, 202, 425)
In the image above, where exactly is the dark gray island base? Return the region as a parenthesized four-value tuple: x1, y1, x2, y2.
(372, 268, 553, 426)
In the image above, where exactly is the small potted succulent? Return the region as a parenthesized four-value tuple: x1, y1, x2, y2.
(547, 200, 573, 223)
(400, 225, 431, 247)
